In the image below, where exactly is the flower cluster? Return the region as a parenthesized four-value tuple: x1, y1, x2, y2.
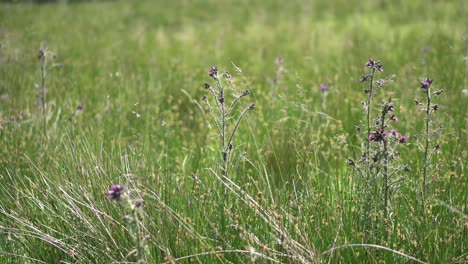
(360, 59, 384, 83)
(365, 59, 384, 71)
(368, 99, 408, 144)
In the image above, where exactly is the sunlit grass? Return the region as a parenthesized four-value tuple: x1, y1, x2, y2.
(0, 0, 466, 263)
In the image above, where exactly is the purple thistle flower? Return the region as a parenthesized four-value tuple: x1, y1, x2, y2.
(106, 185, 124, 201)
(208, 66, 218, 78)
(391, 129, 399, 138)
(320, 83, 328, 92)
(420, 78, 433, 89)
(368, 134, 375, 141)
(389, 114, 398, 122)
(399, 135, 408, 143)
(365, 59, 375, 68)
(360, 76, 368, 83)
(364, 59, 383, 71)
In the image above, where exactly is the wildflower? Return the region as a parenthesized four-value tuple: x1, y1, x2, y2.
(248, 103, 255, 110)
(106, 185, 124, 201)
(204, 82, 211, 89)
(368, 134, 376, 141)
(366, 59, 384, 72)
(377, 79, 385, 86)
(224, 72, 232, 79)
(208, 66, 218, 78)
(365, 59, 375, 68)
(360, 76, 368, 83)
(320, 83, 328, 92)
(37, 48, 46, 60)
(420, 78, 433, 89)
(399, 135, 408, 143)
(391, 129, 399, 138)
(389, 114, 398, 122)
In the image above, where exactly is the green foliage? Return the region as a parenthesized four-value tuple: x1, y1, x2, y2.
(0, 0, 466, 263)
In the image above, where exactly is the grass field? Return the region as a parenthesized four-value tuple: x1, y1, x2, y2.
(0, 0, 467, 263)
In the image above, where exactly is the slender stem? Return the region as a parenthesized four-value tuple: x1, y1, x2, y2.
(214, 77, 228, 177)
(226, 105, 252, 153)
(382, 139, 388, 218)
(366, 68, 376, 171)
(422, 87, 432, 199)
(378, 103, 389, 219)
(39, 52, 48, 137)
(135, 208, 144, 262)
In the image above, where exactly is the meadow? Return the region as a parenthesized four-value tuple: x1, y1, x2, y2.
(0, 0, 466, 263)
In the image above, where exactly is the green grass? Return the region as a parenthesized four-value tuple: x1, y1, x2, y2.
(0, 0, 467, 263)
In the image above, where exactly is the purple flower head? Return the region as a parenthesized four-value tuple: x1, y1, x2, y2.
(320, 83, 328, 92)
(391, 129, 399, 138)
(106, 185, 124, 201)
(365, 59, 375, 68)
(208, 66, 218, 78)
(365, 59, 383, 71)
(399, 135, 408, 143)
(369, 128, 388, 142)
(360, 76, 368, 83)
(420, 78, 433, 89)
(377, 79, 385, 86)
(389, 114, 398, 122)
